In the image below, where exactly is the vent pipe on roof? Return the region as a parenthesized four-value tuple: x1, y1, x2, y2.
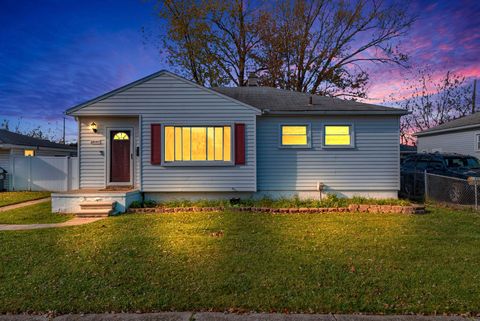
(247, 72, 259, 87)
(309, 95, 313, 105)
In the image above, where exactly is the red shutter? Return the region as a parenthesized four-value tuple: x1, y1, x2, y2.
(235, 123, 245, 165)
(151, 124, 161, 165)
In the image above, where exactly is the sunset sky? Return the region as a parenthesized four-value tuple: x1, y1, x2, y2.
(1, 0, 479, 142)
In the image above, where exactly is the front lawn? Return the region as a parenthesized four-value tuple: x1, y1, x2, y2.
(0, 191, 51, 207)
(0, 202, 72, 224)
(0, 206, 479, 314)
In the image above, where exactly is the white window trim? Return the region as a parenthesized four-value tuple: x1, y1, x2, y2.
(161, 124, 235, 167)
(278, 124, 312, 149)
(322, 123, 355, 149)
(475, 133, 480, 151)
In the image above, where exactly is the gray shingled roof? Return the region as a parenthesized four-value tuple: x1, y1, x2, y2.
(213, 86, 407, 115)
(415, 112, 480, 136)
(0, 129, 76, 150)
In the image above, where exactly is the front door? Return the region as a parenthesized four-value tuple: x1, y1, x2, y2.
(110, 130, 131, 183)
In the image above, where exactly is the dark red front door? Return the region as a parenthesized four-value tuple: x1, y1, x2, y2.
(110, 130, 131, 183)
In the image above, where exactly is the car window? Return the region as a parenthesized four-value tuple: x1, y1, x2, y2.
(414, 158, 443, 171)
(415, 159, 430, 170)
(444, 157, 480, 169)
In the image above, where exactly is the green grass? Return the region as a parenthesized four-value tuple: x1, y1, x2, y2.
(0, 206, 479, 314)
(0, 202, 72, 224)
(0, 191, 51, 207)
(132, 195, 410, 209)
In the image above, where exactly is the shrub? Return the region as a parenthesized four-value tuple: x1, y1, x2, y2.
(143, 200, 157, 208)
(129, 201, 142, 209)
(144, 195, 409, 209)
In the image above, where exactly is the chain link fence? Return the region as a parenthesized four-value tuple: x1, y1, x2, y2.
(425, 173, 479, 209)
(401, 171, 480, 209)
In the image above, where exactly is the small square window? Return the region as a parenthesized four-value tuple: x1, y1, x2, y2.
(324, 125, 354, 147)
(24, 149, 35, 157)
(280, 125, 310, 147)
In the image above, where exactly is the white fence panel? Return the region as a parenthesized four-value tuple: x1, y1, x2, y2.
(11, 156, 79, 192)
(11, 157, 31, 191)
(69, 157, 79, 190)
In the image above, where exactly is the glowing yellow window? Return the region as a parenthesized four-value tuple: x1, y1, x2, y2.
(165, 126, 175, 161)
(24, 149, 35, 157)
(164, 126, 232, 163)
(281, 125, 308, 146)
(324, 125, 352, 146)
(113, 132, 129, 140)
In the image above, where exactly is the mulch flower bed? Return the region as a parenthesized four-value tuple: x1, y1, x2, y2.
(128, 203, 426, 214)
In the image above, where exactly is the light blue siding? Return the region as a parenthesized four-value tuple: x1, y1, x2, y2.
(72, 72, 258, 192)
(417, 130, 480, 157)
(257, 116, 400, 195)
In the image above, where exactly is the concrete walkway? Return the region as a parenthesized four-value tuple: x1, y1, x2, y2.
(0, 197, 51, 212)
(0, 312, 477, 321)
(0, 217, 104, 231)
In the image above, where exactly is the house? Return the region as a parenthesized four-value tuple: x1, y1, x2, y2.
(0, 129, 77, 190)
(416, 113, 480, 156)
(52, 70, 407, 214)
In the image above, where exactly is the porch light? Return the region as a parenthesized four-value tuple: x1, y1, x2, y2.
(90, 122, 98, 133)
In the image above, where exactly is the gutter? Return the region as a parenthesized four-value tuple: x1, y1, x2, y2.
(262, 110, 408, 116)
(415, 123, 480, 137)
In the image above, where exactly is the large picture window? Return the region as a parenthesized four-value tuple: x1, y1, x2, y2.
(164, 126, 231, 163)
(324, 125, 353, 147)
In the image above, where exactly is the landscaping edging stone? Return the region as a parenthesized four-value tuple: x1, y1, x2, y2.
(128, 204, 425, 214)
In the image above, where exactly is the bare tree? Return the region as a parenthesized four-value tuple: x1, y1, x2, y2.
(255, 0, 415, 98)
(391, 68, 473, 145)
(1, 118, 61, 142)
(149, 0, 414, 98)
(152, 0, 263, 86)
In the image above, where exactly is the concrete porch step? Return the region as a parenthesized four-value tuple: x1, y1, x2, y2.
(76, 208, 114, 217)
(77, 201, 117, 217)
(80, 201, 116, 209)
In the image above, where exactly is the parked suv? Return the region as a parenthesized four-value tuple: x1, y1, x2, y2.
(400, 153, 480, 200)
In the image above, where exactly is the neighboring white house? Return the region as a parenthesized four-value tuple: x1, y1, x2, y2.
(0, 129, 77, 190)
(52, 70, 408, 214)
(416, 113, 480, 157)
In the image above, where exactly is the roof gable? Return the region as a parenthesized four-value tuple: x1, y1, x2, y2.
(415, 112, 480, 137)
(66, 70, 261, 115)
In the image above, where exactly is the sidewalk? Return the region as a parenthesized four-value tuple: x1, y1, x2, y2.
(0, 312, 477, 321)
(0, 217, 104, 231)
(0, 197, 50, 212)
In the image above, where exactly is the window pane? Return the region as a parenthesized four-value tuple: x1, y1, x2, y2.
(191, 127, 207, 160)
(215, 127, 223, 160)
(223, 126, 231, 161)
(182, 127, 191, 161)
(325, 135, 350, 145)
(165, 126, 174, 162)
(175, 127, 182, 160)
(325, 126, 349, 135)
(282, 126, 306, 135)
(282, 135, 308, 145)
(281, 125, 308, 146)
(24, 149, 35, 157)
(113, 132, 129, 140)
(207, 127, 215, 160)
